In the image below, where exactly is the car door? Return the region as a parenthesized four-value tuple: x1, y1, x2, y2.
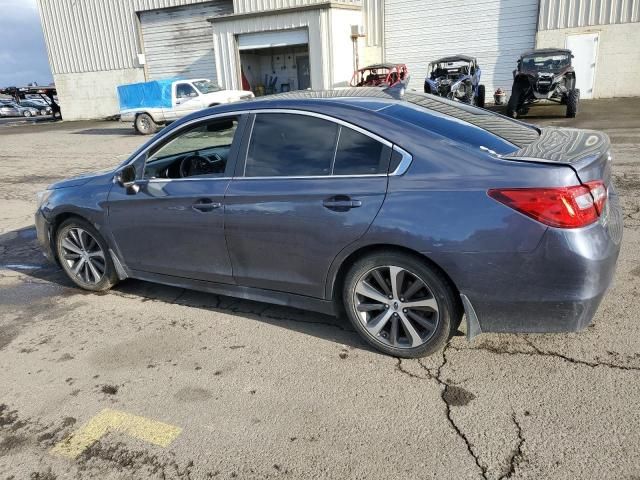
(224, 111, 391, 298)
(107, 114, 247, 283)
(166, 82, 203, 120)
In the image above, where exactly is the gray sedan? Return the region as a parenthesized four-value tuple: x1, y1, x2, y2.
(34, 88, 622, 357)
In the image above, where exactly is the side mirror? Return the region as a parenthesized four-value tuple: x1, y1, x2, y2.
(114, 164, 139, 194)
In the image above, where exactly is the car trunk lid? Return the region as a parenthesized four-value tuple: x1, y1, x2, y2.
(503, 127, 612, 185)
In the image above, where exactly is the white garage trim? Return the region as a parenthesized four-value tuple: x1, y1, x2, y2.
(238, 29, 309, 50)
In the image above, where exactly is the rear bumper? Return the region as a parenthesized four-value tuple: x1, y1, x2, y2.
(438, 205, 622, 334)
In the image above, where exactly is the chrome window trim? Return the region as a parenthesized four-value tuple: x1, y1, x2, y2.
(242, 109, 395, 179)
(390, 145, 413, 176)
(126, 108, 412, 182)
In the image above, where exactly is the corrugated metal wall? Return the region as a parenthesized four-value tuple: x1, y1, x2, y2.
(140, 1, 232, 80)
(232, 0, 360, 14)
(384, 0, 539, 94)
(36, 0, 217, 74)
(539, 0, 640, 30)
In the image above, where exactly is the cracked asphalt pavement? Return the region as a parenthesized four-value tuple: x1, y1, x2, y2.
(1, 99, 639, 479)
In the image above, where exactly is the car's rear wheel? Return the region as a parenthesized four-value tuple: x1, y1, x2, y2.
(135, 113, 158, 135)
(566, 88, 580, 118)
(55, 218, 118, 291)
(506, 85, 522, 118)
(23, 110, 32, 117)
(342, 252, 460, 358)
(476, 84, 486, 108)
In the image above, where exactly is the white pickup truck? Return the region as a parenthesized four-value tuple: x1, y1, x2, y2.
(118, 78, 254, 134)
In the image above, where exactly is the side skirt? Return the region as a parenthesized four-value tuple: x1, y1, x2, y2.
(128, 269, 337, 316)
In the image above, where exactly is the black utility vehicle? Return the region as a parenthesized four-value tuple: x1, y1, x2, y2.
(507, 48, 579, 118)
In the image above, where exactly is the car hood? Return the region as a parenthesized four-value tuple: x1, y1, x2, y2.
(48, 169, 114, 190)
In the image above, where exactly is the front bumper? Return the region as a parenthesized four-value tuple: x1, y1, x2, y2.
(35, 208, 56, 263)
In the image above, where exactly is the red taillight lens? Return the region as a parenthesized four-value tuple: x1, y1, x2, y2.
(488, 181, 607, 229)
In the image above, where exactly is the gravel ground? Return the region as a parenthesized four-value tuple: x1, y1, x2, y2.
(0, 99, 639, 480)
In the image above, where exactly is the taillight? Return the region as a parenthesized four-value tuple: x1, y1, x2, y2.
(488, 181, 607, 229)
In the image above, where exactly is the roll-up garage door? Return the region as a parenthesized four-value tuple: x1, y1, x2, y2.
(384, 0, 539, 95)
(139, 1, 233, 81)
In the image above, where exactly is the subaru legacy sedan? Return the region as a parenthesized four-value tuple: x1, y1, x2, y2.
(35, 89, 622, 358)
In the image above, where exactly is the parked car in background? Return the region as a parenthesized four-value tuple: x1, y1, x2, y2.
(19, 99, 52, 115)
(507, 48, 579, 118)
(118, 78, 254, 135)
(424, 55, 485, 107)
(350, 64, 409, 88)
(0, 102, 38, 117)
(35, 88, 621, 358)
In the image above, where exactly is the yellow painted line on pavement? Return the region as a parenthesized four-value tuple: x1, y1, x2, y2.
(51, 408, 182, 459)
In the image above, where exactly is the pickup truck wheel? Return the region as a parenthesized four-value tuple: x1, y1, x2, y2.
(135, 113, 158, 135)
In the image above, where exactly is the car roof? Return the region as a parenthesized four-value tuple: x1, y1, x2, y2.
(185, 88, 539, 148)
(520, 48, 571, 57)
(430, 55, 476, 64)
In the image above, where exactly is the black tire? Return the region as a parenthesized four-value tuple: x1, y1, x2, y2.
(342, 251, 461, 358)
(566, 88, 580, 118)
(506, 85, 522, 118)
(135, 113, 158, 135)
(55, 218, 118, 292)
(476, 84, 486, 108)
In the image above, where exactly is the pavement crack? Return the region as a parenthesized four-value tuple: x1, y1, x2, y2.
(497, 412, 525, 480)
(419, 343, 489, 480)
(395, 358, 431, 379)
(452, 340, 640, 372)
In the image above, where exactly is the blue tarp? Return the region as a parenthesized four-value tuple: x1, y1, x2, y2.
(117, 79, 180, 110)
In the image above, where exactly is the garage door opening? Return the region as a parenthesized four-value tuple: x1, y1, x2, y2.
(238, 29, 310, 96)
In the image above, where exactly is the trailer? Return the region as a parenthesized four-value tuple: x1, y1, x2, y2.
(0, 85, 61, 119)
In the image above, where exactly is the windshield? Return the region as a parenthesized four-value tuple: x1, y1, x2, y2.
(192, 80, 221, 94)
(521, 53, 570, 71)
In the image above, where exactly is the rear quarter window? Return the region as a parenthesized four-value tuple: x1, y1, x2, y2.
(382, 103, 519, 155)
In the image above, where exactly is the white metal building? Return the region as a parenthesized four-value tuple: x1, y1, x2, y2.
(35, 0, 640, 120)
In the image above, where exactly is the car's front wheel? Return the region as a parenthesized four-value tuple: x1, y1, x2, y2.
(342, 252, 460, 358)
(23, 110, 32, 117)
(55, 218, 118, 291)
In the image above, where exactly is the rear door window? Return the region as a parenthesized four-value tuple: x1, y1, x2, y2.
(333, 126, 390, 175)
(245, 113, 338, 177)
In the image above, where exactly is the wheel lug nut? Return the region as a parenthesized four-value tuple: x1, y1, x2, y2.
(385, 304, 389, 309)
(388, 295, 393, 299)
(403, 309, 407, 313)
(400, 298, 405, 302)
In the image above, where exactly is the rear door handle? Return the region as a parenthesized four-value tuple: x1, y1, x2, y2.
(323, 196, 362, 212)
(192, 199, 222, 212)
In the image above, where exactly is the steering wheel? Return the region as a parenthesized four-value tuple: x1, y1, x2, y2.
(179, 153, 224, 178)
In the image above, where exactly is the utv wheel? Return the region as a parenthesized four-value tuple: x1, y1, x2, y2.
(55, 218, 118, 292)
(476, 85, 486, 108)
(342, 252, 461, 358)
(135, 113, 158, 135)
(566, 88, 580, 118)
(506, 86, 522, 118)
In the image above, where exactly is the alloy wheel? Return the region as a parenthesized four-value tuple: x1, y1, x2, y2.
(353, 265, 440, 348)
(60, 227, 106, 284)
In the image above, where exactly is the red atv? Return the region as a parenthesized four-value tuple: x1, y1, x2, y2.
(350, 63, 410, 88)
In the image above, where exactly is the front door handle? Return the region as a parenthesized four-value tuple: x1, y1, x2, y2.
(323, 195, 362, 212)
(192, 199, 222, 212)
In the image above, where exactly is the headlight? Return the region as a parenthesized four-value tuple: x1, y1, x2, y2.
(36, 190, 52, 209)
